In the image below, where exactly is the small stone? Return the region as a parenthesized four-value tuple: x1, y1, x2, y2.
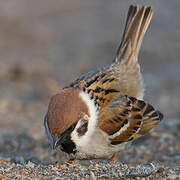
(26, 161, 35, 168)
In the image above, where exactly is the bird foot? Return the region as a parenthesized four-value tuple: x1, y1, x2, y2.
(109, 152, 119, 163)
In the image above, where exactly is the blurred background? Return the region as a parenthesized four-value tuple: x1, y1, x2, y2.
(0, 0, 179, 165)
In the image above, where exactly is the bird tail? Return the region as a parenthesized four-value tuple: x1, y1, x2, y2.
(114, 5, 153, 63)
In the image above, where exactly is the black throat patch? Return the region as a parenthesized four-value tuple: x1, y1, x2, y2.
(56, 124, 77, 154)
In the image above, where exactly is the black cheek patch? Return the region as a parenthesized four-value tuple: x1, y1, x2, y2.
(77, 121, 88, 136)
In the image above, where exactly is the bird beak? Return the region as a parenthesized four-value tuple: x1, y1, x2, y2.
(51, 135, 64, 150)
(51, 135, 57, 149)
(44, 115, 62, 150)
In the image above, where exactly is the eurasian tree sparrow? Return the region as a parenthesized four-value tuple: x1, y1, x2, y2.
(44, 5, 163, 160)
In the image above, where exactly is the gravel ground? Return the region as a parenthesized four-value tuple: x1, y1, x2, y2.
(0, 0, 180, 179)
(0, 160, 179, 179)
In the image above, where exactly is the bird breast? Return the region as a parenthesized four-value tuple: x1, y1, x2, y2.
(71, 128, 116, 159)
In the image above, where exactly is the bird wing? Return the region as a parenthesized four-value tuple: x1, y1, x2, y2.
(68, 5, 153, 99)
(98, 94, 163, 145)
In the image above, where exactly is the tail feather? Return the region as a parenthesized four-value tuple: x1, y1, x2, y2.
(116, 5, 138, 55)
(114, 5, 153, 63)
(136, 6, 153, 55)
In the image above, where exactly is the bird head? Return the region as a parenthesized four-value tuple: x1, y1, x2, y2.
(44, 88, 90, 154)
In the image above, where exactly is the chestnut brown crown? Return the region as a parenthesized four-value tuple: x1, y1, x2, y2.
(45, 88, 90, 136)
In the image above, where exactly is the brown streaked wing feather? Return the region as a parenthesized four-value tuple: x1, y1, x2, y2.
(82, 73, 120, 108)
(70, 70, 120, 109)
(98, 95, 163, 145)
(98, 95, 132, 135)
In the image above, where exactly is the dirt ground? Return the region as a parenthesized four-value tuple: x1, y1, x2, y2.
(0, 0, 179, 179)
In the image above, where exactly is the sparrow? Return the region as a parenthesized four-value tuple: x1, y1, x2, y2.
(44, 5, 163, 160)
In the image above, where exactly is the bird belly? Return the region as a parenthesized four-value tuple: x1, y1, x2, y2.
(71, 129, 120, 160)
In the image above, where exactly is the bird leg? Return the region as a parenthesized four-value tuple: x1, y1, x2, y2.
(109, 152, 119, 163)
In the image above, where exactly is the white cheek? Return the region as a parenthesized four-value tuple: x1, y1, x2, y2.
(71, 119, 97, 149)
(71, 129, 80, 145)
(71, 91, 99, 147)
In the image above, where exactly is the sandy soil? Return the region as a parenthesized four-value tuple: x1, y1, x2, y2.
(0, 0, 179, 179)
